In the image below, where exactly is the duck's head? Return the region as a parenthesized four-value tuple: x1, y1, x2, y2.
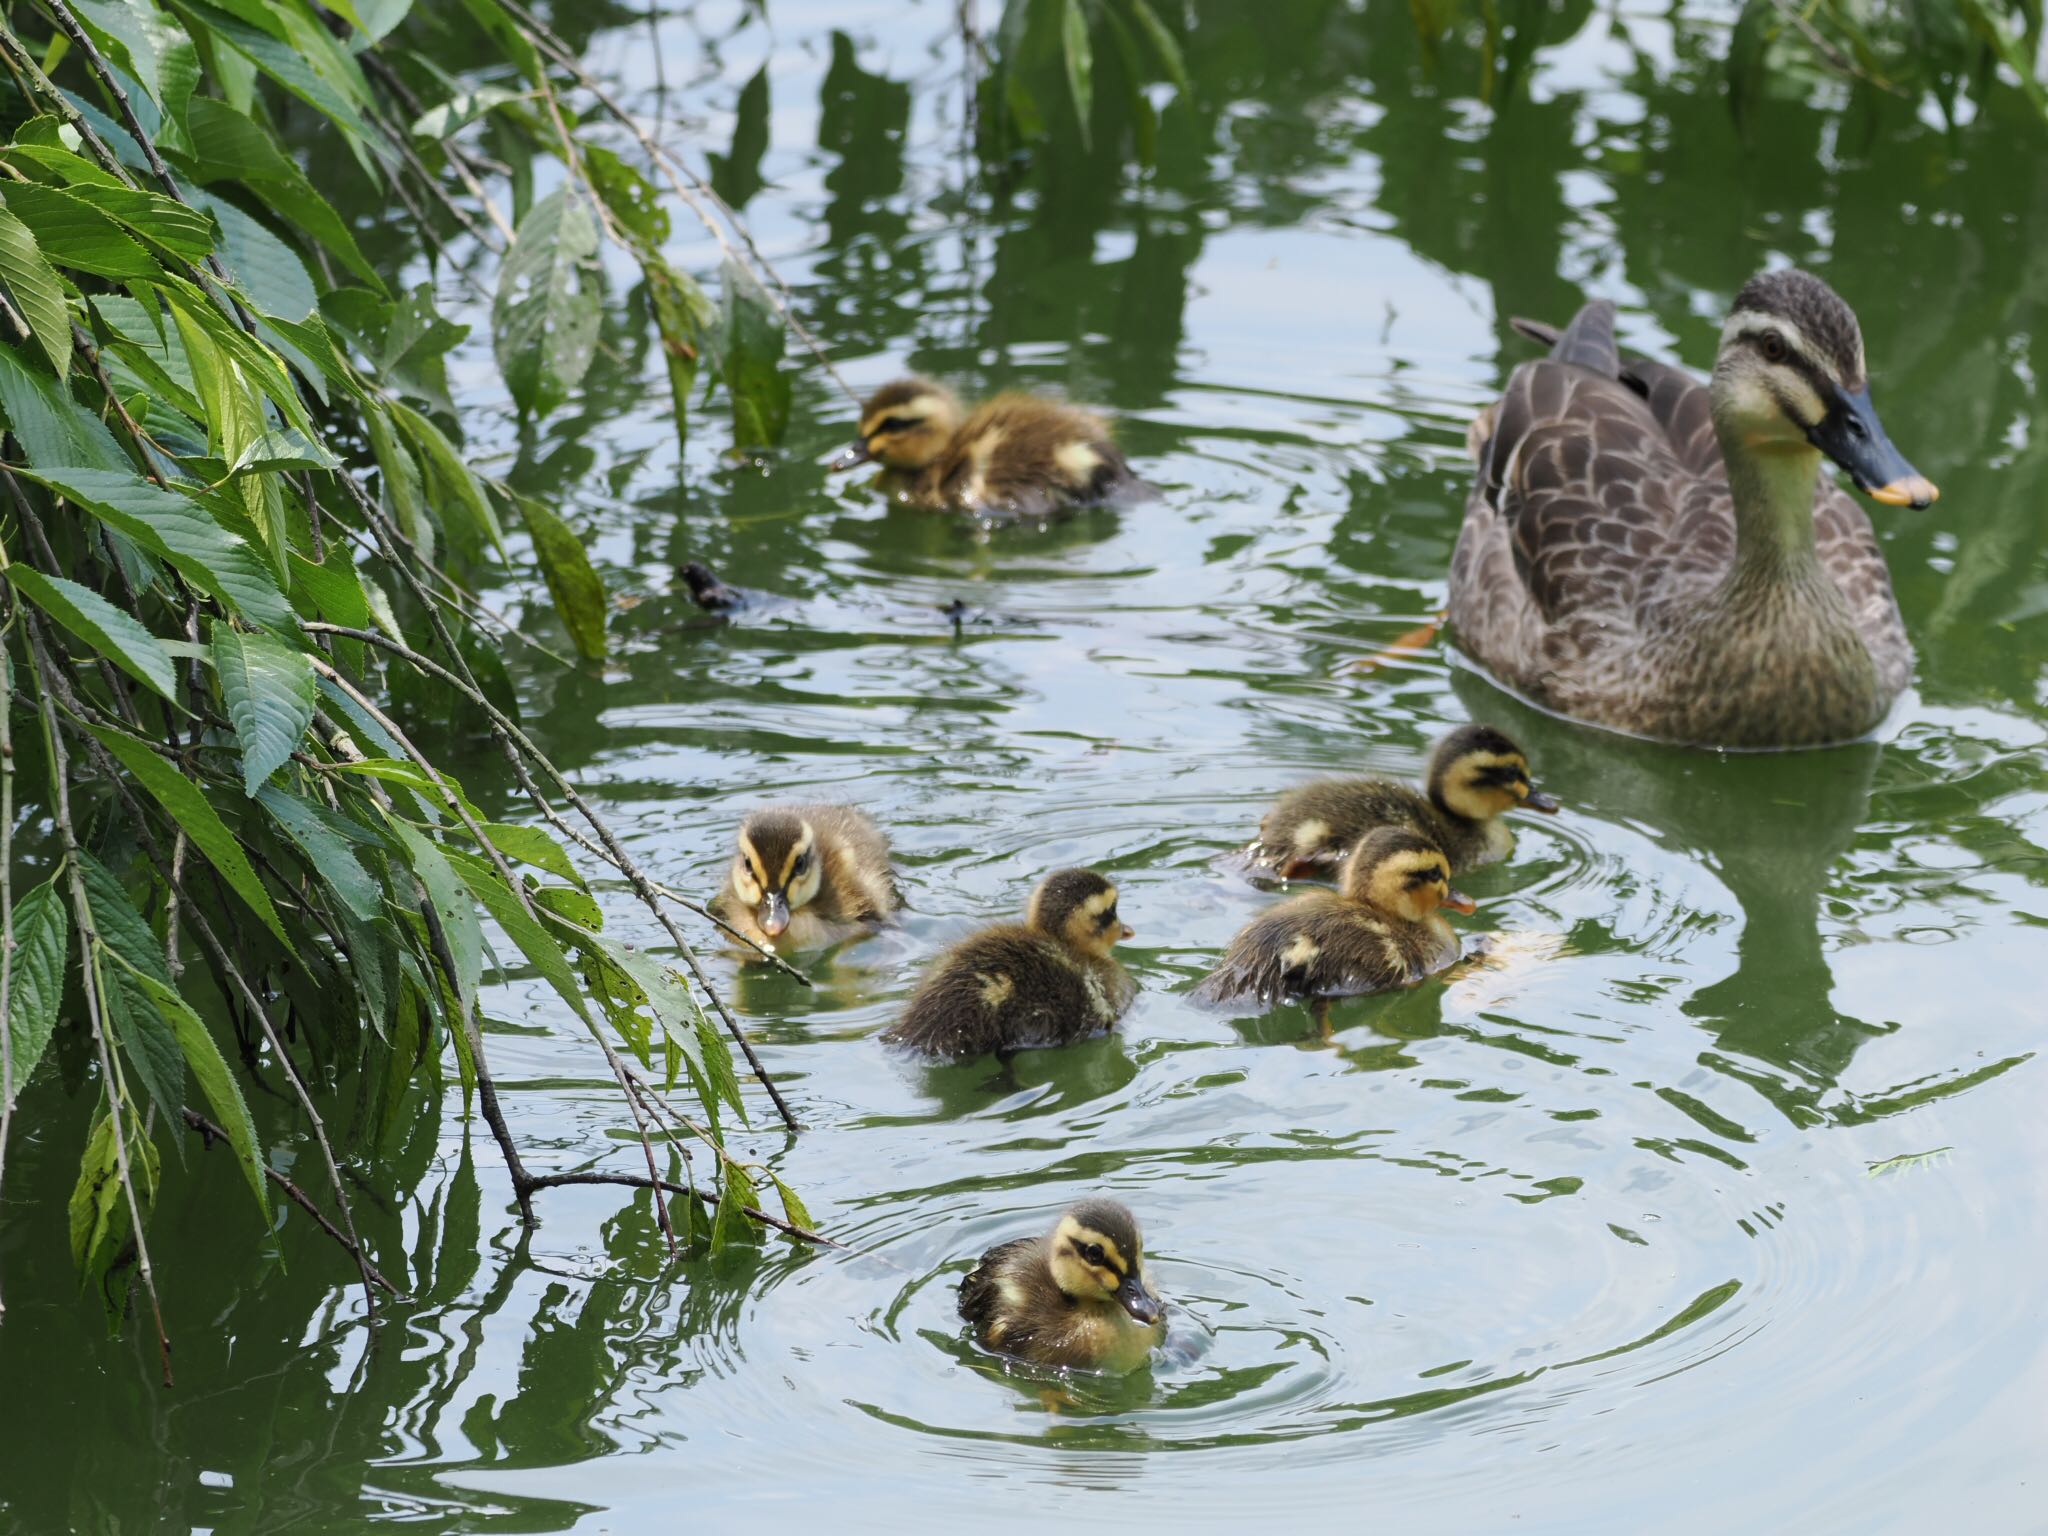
(728, 809, 825, 940)
(1046, 1198, 1165, 1327)
(1427, 723, 1559, 821)
(1342, 827, 1475, 921)
(1710, 269, 1937, 509)
(1027, 867, 1133, 959)
(827, 377, 963, 472)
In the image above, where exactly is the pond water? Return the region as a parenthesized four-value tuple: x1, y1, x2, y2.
(4, 0, 2047, 1529)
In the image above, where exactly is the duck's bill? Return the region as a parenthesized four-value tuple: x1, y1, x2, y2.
(1443, 889, 1478, 915)
(1808, 387, 1939, 509)
(1116, 1278, 1164, 1326)
(1523, 788, 1561, 813)
(825, 439, 873, 472)
(758, 892, 790, 938)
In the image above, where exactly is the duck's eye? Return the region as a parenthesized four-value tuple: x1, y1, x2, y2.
(1082, 1242, 1105, 1265)
(873, 415, 917, 434)
(794, 851, 814, 875)
(1097, 906, 1117, 930)
(1760, 329, 1788, 364)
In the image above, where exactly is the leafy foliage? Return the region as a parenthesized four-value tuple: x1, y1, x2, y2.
(0, 0, 811, 1359)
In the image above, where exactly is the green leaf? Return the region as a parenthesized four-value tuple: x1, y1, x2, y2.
(0, 342, 129, 473)
(288, 548, 371, 629)
(73, 0, 164, 105)
(720, 258, 790, 451)
(1061, 0, 1094, 148)
(516, 495, 607, 660)
(410, 85, 528, 140)
(3, 879, 69, 1110)
(493, 188, 602, 417)
(178, 100, 382, 288)
(476, 822, 585, 888)
(68, 1109, 127, 1277)
(78, 851, 172, 988)
(644, 254, 713, 454)
(212, 627, 316, 795)
(228, 427, 338, 476)
(19, 466, 297, 633)
(771, 1174, 814, 1231)
(257, 785, 381, 922)
(8, 567, 177, 702)
(0, 207, 71, 379)
(710, 1159, 757, 1251)
(365, 404, 431, 562)
(0, 183, 156, 280)
(1126, 0, 1189, 91)
(446, 849, 594, 1029)
(101, 963, 187, 1133)
(87, 724, 297, 953)
(584, 143, 669, 247)
(190, 191, 317, 323)
(532, 884, 600, 928)
(116, 958, 271, 1225)
(455, 0, 545, 84)
(385, 817, 482, 1030)
(390, 401, 504, 559)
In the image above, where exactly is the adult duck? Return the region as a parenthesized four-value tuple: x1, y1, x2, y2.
(1449, 269, 1936, 748)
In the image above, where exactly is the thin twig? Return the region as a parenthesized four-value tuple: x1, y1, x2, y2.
(522, 1170, 840, 1247)
(182, 1109, 408, 1299)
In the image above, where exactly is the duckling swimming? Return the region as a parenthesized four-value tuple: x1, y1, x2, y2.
(959, 1198, 1167, 1373)
(1245, 723, 1558, 880)
(710, 805, 899, 951)
(827, 376, 1152, 520)
(881, 868, 1136, 1059)
(1196, 828, 1473, 1006)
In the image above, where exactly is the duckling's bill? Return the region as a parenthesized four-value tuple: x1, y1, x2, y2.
(1443, 887, 1478, 915)
(826, 438, 874, 472)
(1116, 1272, 1164, 1325)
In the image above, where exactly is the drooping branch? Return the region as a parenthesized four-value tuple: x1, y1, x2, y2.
(522, 1169, 839, 1248)
(181, 1109, 408, 1300)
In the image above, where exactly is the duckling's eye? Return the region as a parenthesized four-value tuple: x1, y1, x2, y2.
(1082, 1242, 1105, 1265)
(794, 850, 814, 875)
(1760, 329, 1788, 364)
(873, 415, 917, 434)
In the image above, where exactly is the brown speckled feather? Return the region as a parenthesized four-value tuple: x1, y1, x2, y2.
(1452, 303, 1910, 746)
(1194, 891, 1459, 1005)
(881, 925, 1134, 1060)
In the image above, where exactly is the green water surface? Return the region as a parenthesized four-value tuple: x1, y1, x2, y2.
(3, 0, 2046, 1529)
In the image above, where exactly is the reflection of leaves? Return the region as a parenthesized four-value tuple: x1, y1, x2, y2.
(516, 495, 607, 661)
(708, 65, 772, 209)
(1866, 1147, 1953, 1177)
(1061, 0, 1094, 148)
(721, 258, 789, 451)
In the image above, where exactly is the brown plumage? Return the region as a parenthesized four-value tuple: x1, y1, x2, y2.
(958, 1198, 1167, 1373)
(827, 376, 1154, 521)
(1196, 828, 1471, 1006)
(710, 805, 898, 952)
(881, 869, 1136, 1059)
(1245, 723, 1558, 879)
(1449, 270, 1935, 748)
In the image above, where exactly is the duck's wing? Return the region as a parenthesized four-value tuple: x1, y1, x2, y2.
(1453, 301, 1707, 699)
(1509, 315, 1721, 477)
(959, 1236, 1040, 1326)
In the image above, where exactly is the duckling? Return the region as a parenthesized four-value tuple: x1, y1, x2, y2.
(826, 376, 1153, 520)
(1196, 828, 1474, 1006)
(1245, 723, 1558, 880)
(959, 1198, 1167, 1373)
(678, 559, 747, 613)
(881, 868, 1136, 1059)
(710, 805, 899, 951)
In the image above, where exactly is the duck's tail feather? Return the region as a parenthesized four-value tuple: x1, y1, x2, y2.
(1548, 299, 1619, 377)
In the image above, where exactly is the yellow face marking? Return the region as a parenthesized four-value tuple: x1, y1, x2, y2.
(731, 832, 766, 903)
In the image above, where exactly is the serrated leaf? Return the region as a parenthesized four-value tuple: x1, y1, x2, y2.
(101, 964, 187, 1134)
(0, 341, 129, 473)
(390, 401, 504, 559)
(476, 822, 585, 887)
(18, 466, 296, 633)
(212, 627, 316, 795)
(493, 188, 602, 417)
(0, 183, 156, 280)
(229, 427, 338, 476)
(115, 958, 271, 1226)
(191, 191, 316, 323)
(720, 258, 789, 450)
(68, 1110, 127, 1277)
(584, 143, 669, 247)
(533, 884, 601, 928)
(3, 879, 69, 1110)
(365, 403, 432, 562)
(771, 1174, 814, 1231)
(257, 785, 380, 921)
(710, 1159, 757, 1251)
(645, 254, 712, 455)
(8, 567, 177, 701)
(516, 495, 606, 660)
(445, 848, 595, 1031)
(385, 817, 482, 1031)
(78, 851, 172, 988)
(0, 207, 71, 379)
(411, 84, 528, 140)
(178, 100, 382, 288)
(87, 724, 296, 953)
(288, 548, 371, 629)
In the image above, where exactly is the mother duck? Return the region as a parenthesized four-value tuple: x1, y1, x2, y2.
(1448, 270, 1937, 749)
